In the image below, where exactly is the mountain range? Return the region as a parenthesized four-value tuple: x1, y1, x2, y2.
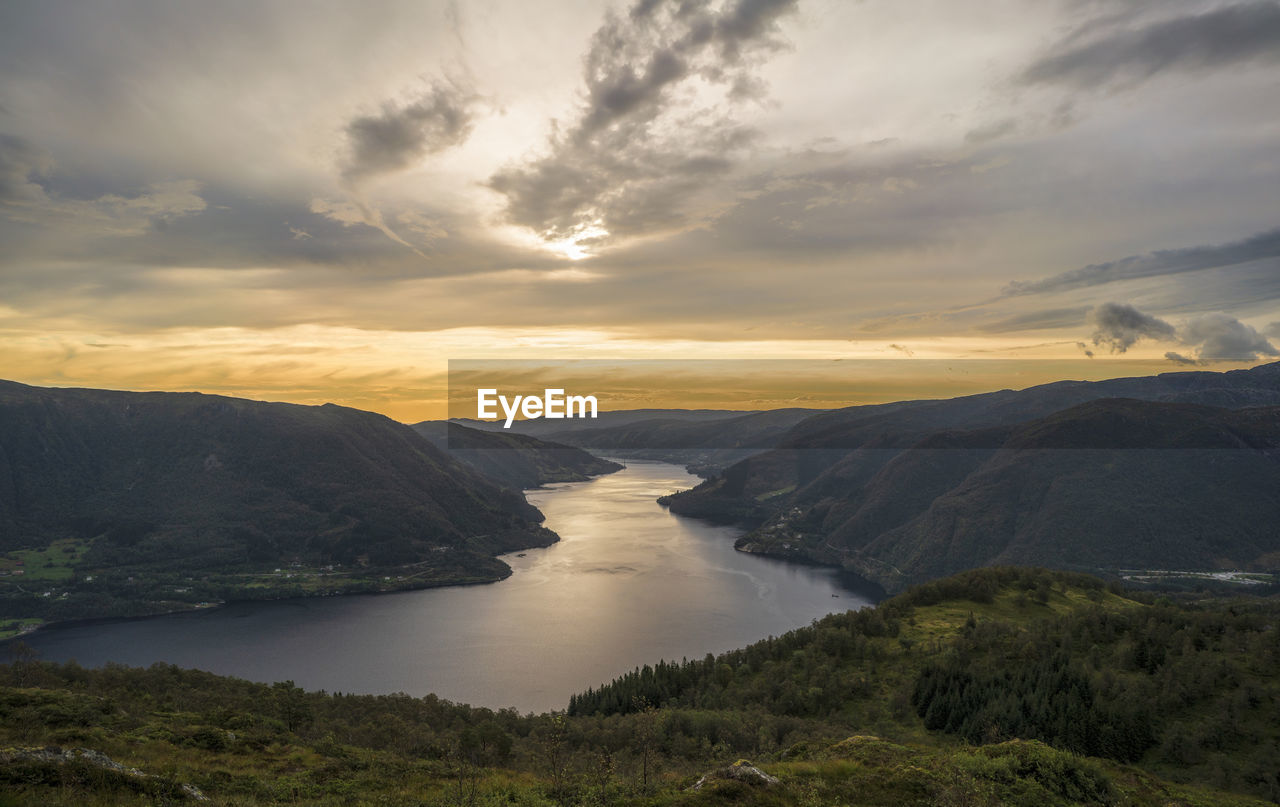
(5, 363, 1279, 621)
(410, 420, 622, 490)
(0, 380, 626, 628)
(663, 362, 1280, 591)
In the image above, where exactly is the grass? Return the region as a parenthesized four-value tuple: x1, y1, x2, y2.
(0, 619, 42, 641)
(899, 585, 1138, 646)
(3, 568, 1277, 805)
(662, 738, 1268, 807)
(0, 539, 91, 583)
(754, 486, 796, 502)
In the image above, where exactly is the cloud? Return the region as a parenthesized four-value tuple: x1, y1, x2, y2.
(310, 196, 426, 257)
(0, 133, 205, 236)
(330, 79, 477, 257)
(1003, 225, 1280, 296)
(0, 133, 54, 202)
(340, 80, 478, 185)
(488, 0, 799, 250)
(964, 118, 1017, 144)
(977, 306, 1091, 333)
(1267, 321, 1280, 339)
(1089, 302, 1176, 353)
(1023, 2, 1280, 89)
(1086, 304, 1277, 363)
(1181, 312, 1278, 361)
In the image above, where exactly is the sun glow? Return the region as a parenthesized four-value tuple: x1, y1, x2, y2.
(545, 223, 610, 261)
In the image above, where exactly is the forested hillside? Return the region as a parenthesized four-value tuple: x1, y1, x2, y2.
(0, 381, 556, 633)
(3, 567, 1278, 805)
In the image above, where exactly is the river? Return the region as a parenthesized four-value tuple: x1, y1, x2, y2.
(22, 460, 876, 712)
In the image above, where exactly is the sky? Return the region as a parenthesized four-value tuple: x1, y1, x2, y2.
(2, 0, 1279, 421)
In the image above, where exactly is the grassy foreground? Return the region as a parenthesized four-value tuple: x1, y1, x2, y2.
(2, 567, 1276, 806)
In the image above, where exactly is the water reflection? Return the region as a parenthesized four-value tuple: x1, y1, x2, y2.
(24, 460, 875, 712)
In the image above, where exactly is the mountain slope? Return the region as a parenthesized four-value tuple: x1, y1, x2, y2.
(452, 407, 753, 437)
(450, 407, 824, 476)
(410, 421, 622, 489)
(726, 399, 1280, 590)
(669, 362, 1280, 504)
(571, 567, 1280, 802)
(785, 360, 1280, 450)
(0, 381, 556, 625)
(666, 362, 1280, 590)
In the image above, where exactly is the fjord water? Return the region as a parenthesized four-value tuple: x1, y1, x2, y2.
(24, 461, 873, 712)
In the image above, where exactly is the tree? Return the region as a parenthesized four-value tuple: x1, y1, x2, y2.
(272, 680, 313, 733)
(6, 640, 39, 687)
(630, 697, 658, 793)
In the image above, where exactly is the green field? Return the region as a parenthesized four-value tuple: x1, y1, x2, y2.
(0, 539, 90, 583)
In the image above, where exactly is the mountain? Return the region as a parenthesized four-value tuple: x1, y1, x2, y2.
(459, 407, 825, 475)
(537, 407, 823, 450)
(783, 360, 1280, 449)
(452, 407, 754, 437)
(4, 567, 1278, 805)
(410, 420, 622, 489)
(0, 380, 556, 625)
(665, 362, 1280, 590)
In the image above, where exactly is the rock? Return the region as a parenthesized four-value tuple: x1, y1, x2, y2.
(687, 759, 781, 791)
(0, 746, 209, 801)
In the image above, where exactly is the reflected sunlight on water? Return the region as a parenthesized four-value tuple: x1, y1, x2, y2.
(25, 460, 875, 712)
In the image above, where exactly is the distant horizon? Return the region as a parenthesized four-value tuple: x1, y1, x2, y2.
(7, 356, 1276, 423)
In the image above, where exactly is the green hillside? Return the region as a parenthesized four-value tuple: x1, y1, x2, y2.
(2, 568, 1277, 805)
(0, 381, 556, 634)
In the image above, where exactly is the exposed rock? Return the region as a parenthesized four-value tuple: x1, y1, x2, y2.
(0, 746, 208, 801)
(687, 759, 780, 790)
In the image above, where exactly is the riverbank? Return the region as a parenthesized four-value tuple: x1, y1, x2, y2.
(0, 552, 529, 643)
(17, 460, 875, 712)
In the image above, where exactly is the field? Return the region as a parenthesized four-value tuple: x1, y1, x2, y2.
(0, 539, 91, 583)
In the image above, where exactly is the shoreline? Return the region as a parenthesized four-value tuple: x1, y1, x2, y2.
(1, 567, 520, 646)
(0, 472, 600, 646)
(3, 460, 887, 652)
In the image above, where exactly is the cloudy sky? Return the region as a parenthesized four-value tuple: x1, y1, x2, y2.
(2, 0, 1279, 419)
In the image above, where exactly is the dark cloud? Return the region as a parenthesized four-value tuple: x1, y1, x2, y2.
(0, 136, 207, 240)
(341, 81, 477, 185)
(1084, 304, 1276, 363)
(1003, 225, 1280, 296)
(0, 133, 52, 201)
(1089, 302, 1176, 353)
(1182, 312, 1278, 361)
(964, 118, 1017, 144)
(488, 0, 798, 246)
(1267, 321, 1280, 339)
(1023, 2, 1280, 89)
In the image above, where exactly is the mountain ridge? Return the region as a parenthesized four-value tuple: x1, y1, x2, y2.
(0, 380, 557, 630)
(410, 420, 623, 489)
(664, 362, 1280, 591)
